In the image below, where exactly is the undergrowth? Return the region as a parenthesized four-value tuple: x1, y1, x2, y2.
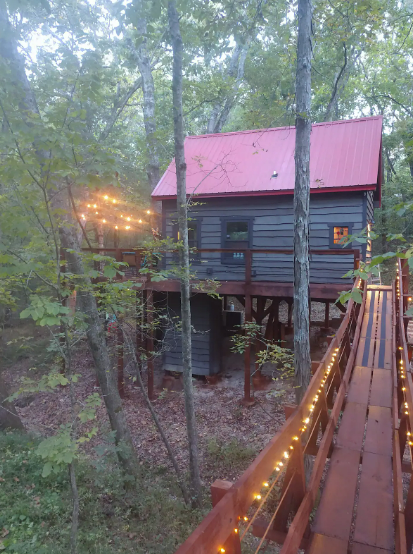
(0, 432, 206, 553)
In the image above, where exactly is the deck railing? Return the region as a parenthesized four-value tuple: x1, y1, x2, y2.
(170, 278, 366, 554)
(394, 259, 412, 554)
(80, 246, 361, 284)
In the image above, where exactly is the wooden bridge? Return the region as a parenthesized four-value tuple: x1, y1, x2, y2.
(175, 259, 412, 554)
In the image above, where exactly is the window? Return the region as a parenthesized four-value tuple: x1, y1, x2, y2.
(333, 226, 349, 244)
(221, 218, 252, 264)
(174, 220, 201, 262)
(328, 223, 353, 248)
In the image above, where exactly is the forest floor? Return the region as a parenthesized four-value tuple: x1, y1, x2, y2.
(0, 302, 340, 554)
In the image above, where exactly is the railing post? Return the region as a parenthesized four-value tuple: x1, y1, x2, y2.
(211, 480, 241, 554)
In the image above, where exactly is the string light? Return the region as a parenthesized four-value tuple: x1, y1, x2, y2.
(147, 209, 151, 214)
(125, 226, 130, 230)
(139, 219, 142, 223)
(218, 310, 356, 552)
(103, 219, 106, 223)
(87, 204, 91, 208)
(104, 195, 108, 199)
(127, 217, 131, 221)
(115, 225, 118, 229)
(93, 204, 97, 208)
(112, 199, 116, 203)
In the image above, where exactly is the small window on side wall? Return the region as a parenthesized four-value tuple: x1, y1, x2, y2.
(222, 218, 252, 264)
(334, 226, 349, 244)
(328, 223, 353, 248)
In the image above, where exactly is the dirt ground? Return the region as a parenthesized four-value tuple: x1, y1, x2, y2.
(2, 301, 342, 488)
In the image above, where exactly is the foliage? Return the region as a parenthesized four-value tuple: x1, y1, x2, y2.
(0, 431, 206, 554)
(231, 321, 294, 383)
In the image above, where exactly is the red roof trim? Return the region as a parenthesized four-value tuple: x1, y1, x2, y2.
(156, 184, 377, 201)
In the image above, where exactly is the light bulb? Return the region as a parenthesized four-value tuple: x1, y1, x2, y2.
(147, 209, 151, 214)
(113, 199, 116, 203)
(115, 225, 118, 229)
(94, 204, 97, 208)
(87, 204, 91, 207)
(104, 195, 108, 199)
(126, 226, 130, 230)
(127, 217, 131, 221)
(103, 219, 106, 223)
(139, 219, 142, 223)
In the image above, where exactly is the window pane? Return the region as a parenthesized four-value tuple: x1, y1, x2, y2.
(188, 223, 197, 243)
(334, 226, 349, 244)
(226, 221, 248, 241)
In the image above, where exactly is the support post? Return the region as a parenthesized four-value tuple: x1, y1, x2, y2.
(244, 250, 253, 404)
(117, 325, 125, 398)
(287, 300, 293, 333)
(323, 302, 330, 331)
(210, 480, 241, 554)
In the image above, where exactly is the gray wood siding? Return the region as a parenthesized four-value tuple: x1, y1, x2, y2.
(366, 190, 374, 262)
(162, 192, 366, 284)
(163, 293, 221, 376)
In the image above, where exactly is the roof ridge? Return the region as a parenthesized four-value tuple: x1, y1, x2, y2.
(186, 115, 383, 140)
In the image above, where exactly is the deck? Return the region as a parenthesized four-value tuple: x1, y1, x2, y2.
(81, 247, 361, 301)
(172, 259, 413, 554)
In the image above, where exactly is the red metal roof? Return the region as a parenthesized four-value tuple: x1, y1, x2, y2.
(152, 116, 383, 200)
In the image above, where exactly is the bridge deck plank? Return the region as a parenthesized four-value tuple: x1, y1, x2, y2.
(306, 533, 347, 554)
(347, 366, 372, 405)
(370, 369, 392, 408)
(364, 406, 392, 456)
(352, 543, 392, 554)
(353, 452, 393, 551)
(312, 447, 360, 541)
(336, 402, 368, 451)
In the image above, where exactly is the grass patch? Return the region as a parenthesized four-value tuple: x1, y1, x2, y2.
(206, 437, 255, 469)
(0, 431, 206, 553)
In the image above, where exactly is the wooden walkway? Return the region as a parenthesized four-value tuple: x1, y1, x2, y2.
(174, 262, 412, 554)
(308, 286, 394, 554)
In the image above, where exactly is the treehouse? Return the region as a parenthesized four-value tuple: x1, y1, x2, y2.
(148, 116, 383, 385)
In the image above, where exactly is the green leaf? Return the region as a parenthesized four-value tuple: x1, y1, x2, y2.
(351, 288, 363, 304)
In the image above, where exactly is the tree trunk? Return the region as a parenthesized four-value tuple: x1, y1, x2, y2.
(293, 0, 312, 404)
(134, 0, 160, 191)
(206, 38, 252, 134)
(168, 0, 202, 508)
(0, 373, 24, 431)
(0, 5, 140, 479)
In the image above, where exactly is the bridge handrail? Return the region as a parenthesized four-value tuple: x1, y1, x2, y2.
(174, 278, 367, 554)
(394, 259, 411, 554)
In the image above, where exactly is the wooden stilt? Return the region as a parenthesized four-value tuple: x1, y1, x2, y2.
(243, 250, 253, 404)
(272, 299, 280, 342)
(323, 302, 330, 331)
(244, 292, 252, 403)
(287, 300, 293, 333)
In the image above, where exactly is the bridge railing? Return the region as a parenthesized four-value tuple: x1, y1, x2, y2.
(174, 278, 367, 554)
(394, 259, 412, 554)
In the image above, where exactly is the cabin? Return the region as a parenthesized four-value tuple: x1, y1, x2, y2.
(150, 116, 383, 384)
